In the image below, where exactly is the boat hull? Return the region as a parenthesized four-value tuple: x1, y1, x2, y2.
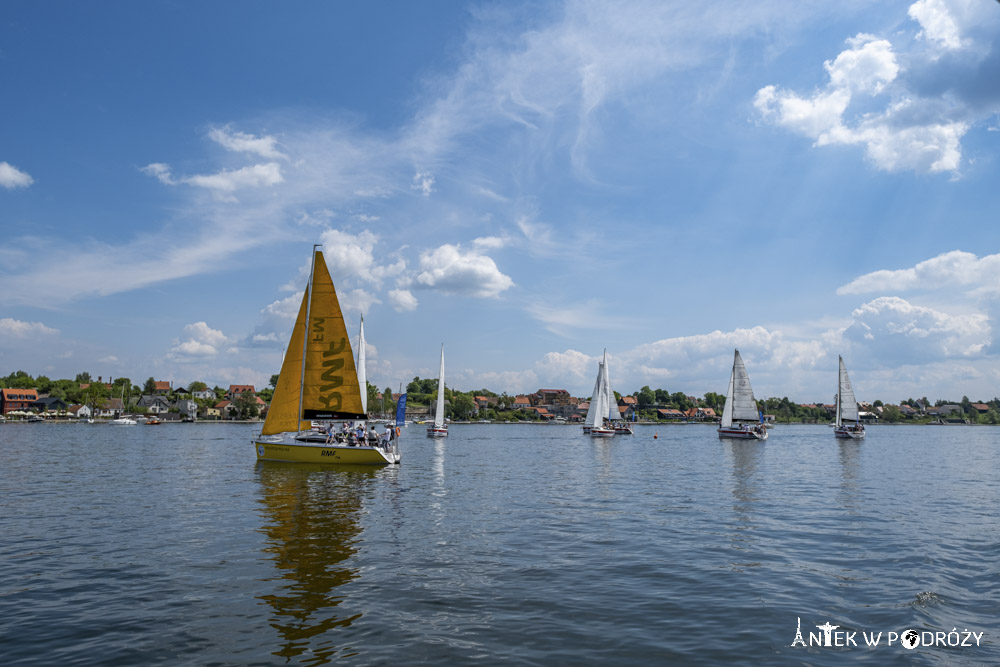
(426, 427, 448, 438)
(718, 425, 768, 440)
(590, 428, 615, 437)
(834, 425, 866, 439)
(254, 437, 399, 465)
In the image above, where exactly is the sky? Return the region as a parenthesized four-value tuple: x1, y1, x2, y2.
(2, 0, 1000, 404)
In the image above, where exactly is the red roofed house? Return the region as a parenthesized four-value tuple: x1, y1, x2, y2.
(513, 396, 532, 410)
(154, 381, 172, 395)
(1, 388, 39, 415)
(226, 385, 256, 401)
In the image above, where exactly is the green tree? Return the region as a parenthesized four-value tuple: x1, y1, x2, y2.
(4, 370, 35, 389)
(882, 404, 901, 423)
(269, 375, 279, 390)
(449, 393, 475, 420)
(84, 382, 111, 415)
(637, 386, 655, 408)
(143, 377, 157, 394)
(189, 381, 208, 392)
(233, 391, 260, 419)
(654, 388, 670, 404)
(75, 372, 92, 384)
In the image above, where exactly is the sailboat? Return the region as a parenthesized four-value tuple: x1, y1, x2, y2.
(718, 349, 767, 440)
(604, 353, 631, 434)
(427, 344, 448, 437)
(589, 351, 615, 437)
(253, 247, 400, 464)
(109, 386, 137, 425)
(834, 356, 865, 439)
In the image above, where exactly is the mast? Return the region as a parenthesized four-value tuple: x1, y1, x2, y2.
(296, 245, 320, 435)
(836, 356, 842, 427)
(358, 315, 367, 415)
(434, 344, 446, 428)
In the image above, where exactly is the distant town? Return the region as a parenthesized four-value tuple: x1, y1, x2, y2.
(2, 370, 998, 425)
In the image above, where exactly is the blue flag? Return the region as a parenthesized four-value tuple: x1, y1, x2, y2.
(395, 393, 407, 426)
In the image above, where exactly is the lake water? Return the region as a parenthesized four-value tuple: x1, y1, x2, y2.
(1, 422, 996, 665)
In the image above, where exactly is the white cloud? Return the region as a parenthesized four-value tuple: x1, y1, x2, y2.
(412, 171, 435, 196)
(754, 1, 1000, 175)
(208, 125, 286, 159)
(844, 296, 988, 364)
(0, 317, 58, 338)
(414, 244, 514, 297)
(534, 349, 598, 386)
(473, 236, 508, 250)
(338, 288, 381, 317)
(909, 0, 964, 50)
(388, 288, 418, 311)
(184, 162, 284, 192)
(837, 250, 1000, 295)
(142, 161, 283, 193)
(0, 162, 34, 189)
(167, 321, 232, 360)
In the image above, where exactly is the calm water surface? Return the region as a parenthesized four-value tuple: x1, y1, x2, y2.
(1, 422, 997, 665)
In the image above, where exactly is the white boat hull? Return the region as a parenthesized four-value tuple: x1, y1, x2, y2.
(834, 425, 866, 439)
(427, 427, 448, 438)
(590, 427, 615, 437)
(718, 425, 768, 440)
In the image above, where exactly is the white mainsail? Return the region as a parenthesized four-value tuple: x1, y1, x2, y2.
(837, 356, 859, 425)
(357, 315, 367, 414)
(602, 350, 617, 422)
(433, 344, 446, 429)
(584, 361, 604, 428)
(722, 349, 760, 426)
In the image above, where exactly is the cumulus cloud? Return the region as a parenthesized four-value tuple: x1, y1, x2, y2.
(844, 296, 988, 365)
(754, 0, 999, 174)
(909, 0, 964, 50)
(0, 317, 58, 338)
(414, 244, 514, 297)
(838, 250, 1000, 295)
(388, 289, 418, 311)
(0, 162, 34, 189)
(208, 125, 286, 159)
(168, 321, 232, 360)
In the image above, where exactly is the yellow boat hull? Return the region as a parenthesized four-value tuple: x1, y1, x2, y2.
(253, 438, 398, 465)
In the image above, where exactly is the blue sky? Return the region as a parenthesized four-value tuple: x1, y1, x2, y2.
(2, 0, 1000, 404)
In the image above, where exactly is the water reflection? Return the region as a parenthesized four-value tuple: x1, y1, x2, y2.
(725, 441, 763, 564)
(837, 440, 861, 514)
(255, 462, 376, 664)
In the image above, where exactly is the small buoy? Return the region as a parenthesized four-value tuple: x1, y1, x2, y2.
(654, 432, 658, 440)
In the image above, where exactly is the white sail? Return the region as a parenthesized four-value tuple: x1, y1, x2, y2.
(433, 344, 446, 429)
(731, 350, 760, 421)
(584, 362, 604, 428)
(720, 363, 735, 428)
(838, 356, 859, 423)
(602, 350, 617, 422)
(357, 315, 367, 414)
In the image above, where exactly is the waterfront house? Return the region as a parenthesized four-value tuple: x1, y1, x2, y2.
(1, 388, 39, 415)
(154, 381, 171, 396)
(173, 399, 198, 419)
(96, 398, 124, 418)
(138, 395, 171, 414)
(202, 405, 221, 420)
(971, 403, 990, 414)
(192, 389, 216, 400)
(226, 385, 255, 401)
(657, 408, 686, 421)
(513, 395, 531, 410)
(68, 404, 92, 419)
(32, 396, 69, 413)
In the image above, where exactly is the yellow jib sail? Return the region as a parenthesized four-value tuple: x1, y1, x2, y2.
(261, 250, 365, 435)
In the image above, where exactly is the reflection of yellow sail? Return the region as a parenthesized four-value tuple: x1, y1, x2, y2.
(262, 251, 365, 436)
(256, 463, 372, 661)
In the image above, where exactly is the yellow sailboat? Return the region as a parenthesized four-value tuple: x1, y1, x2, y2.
(252, 247, 401, 465)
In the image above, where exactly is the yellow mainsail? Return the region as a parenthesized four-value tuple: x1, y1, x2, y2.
(261, 250, 366, 435)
